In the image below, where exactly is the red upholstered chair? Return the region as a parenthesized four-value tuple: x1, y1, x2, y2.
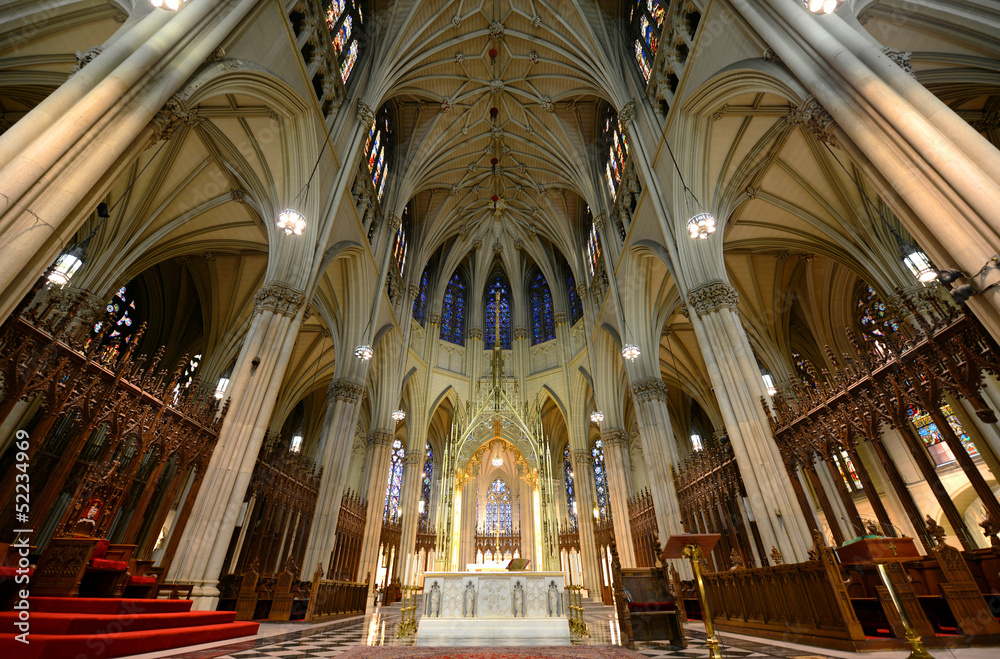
(123, 559, 158, 598)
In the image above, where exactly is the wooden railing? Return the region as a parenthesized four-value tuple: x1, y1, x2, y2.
(305, 571, 367, 622)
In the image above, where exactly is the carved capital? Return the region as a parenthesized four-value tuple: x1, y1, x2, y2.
(206, 46, 226, 63)
(408, 283, 419, 298)
(577, 283, 588, 299)
(253, 281, 306, 317)
(593, 212, 606, 231)
(513, 327, 528, 340)
(469, 327, 483, 340)
(554, 312, 566, 325)
(601, 429, 630, 449)
(327, 377, 364, 403)
(618, 100, 636, 126)
(631, 377, 668, 402)
(788, 97, 837, 146)
(368, 430, 394, 448)
(358, 100, 375, 127)
(72, 46, 103, 74)
(428, 312, 441, 325)
(388, 212, 402, 232)
(148, 96, 201, 145)
(882, 47, 915, 77)
(687, 280, 739, 317)
(404, 451, 423, 466)
(571, 449, 592, 469)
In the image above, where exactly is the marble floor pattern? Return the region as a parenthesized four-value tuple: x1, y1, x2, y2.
(116, 602, 999, 659)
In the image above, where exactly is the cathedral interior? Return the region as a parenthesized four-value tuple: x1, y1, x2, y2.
(2, 0, 1000, 657)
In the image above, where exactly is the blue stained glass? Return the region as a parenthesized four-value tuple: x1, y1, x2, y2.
(592, 440, 610, 521)
(564, 446, 577, 527)
(485, 478, 512, 533)
(94, 285, 138, 356)
(440, 273, 466, 345)
(413, 267, 429, 324)
(383, 438, 405, 523)
(565, 263, 583, 325)
(484, 276, 512, 350)
(530, 272, 555, 345)
(420, 441, 433, 521)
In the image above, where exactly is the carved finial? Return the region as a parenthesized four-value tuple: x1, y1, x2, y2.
(769, 546, 783, 565)
(926, 514, 947, 546)
(729, 548, 745, 570)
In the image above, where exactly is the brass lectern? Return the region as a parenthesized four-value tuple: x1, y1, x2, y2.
(662, 534, 722, 659)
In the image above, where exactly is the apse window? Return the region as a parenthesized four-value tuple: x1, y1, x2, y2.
(290, 434, 303, 453)
(690, 434, 703, 452)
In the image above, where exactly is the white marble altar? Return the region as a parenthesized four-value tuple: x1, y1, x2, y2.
(417, 571, 570, 645)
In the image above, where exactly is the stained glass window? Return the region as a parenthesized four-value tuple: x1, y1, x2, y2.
(412, 266, 429, 325)
(586, 208, 601, 277)
(383, 438, 405, 523)
(440, 273, 466, 345)
(792, 351, 817, 388)
(326, 0, 363, 85)
(171, 354, 202, 405)
(485, 478, 512, 533)
(484, 275, 512, 350)
(908, 404, 979, 467)
(592, 440, 610, 521)
(530, 272, 556, 344)
(565, 262, 583, 325)
(630, 0, 661, 83)
(564, 446, 577, 527)
(419, 441, 433, 521)
(392, 204, 411, 275)
(600, 108, 630, 201)
(92, 285, 139, 362)
(834, 450, 863, 492)
(362, 104, 393, 205)
(856, 284, 899, 357)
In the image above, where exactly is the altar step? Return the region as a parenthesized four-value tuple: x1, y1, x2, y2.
(0, 597, 259, 659)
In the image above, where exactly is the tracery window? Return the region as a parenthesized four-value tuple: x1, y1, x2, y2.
(592, 440, 610, 521)
(439, 272, 466, 345)
(601, 109, 630, 200)
(630, 0, 663, 83)
(412, 266, 429, 325)
(564, 446, 577, 528)
(856, 284, 899, 357)
(325, 0, 364, 85)
(419, 441, 433, 521)
(791, 351, 817, 388)
(529, 272, 556, 345)
(392, 204, 411, 275)
(92, 285, 139, 361)
(565, 262, 583, 325)
(586, 208, 602, 277)
(833, 450, 863, 492)
(908, 404, 979, 467)
(171, 354, 202, 404)
(484, 275, 512, 350)
(363, 104, 393, 203)
(382, 438, 405, 523)
(485, 478, 512, 533)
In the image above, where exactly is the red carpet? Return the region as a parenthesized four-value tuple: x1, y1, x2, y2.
(0, 597, 259, 659)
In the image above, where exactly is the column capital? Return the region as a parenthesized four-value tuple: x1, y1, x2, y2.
(787, 97, 837, 146)
(408, 283, 419, 298)
(253, 281, 306, 317)
(148, 96, 201, 144)
(593, 211, 606, 231)
(513, 327, 527, 340)
(618, 100, 636, 126)
(571, 449, 592, 469)
(600, 429, 630, 448)
(882, 47, 914, 78)
(403, 451, 423, 466)
(367, 430, 394, 448)
(358, 100, 375, 127)
(326, 377, 364, 403)
(631, 377, 668, 402)
(428, 312, 441, 325)
(687, 280, 738, 317)
(469, 327, 483, 340)
(388, 212, 402, 232)
(554, 312, 566, 325)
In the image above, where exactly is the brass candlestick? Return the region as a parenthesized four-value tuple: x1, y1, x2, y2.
(876, 563, 933, 659)
(684, 543, 723, 659)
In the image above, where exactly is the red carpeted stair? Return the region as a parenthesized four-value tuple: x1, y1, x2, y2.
(0, 597, 259, 659)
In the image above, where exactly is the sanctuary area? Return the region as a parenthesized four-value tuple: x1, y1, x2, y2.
(1, 1, 1000, 658)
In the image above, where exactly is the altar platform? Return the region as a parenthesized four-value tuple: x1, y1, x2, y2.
(416, 571, 570, 645)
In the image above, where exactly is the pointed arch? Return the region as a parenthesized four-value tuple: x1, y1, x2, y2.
(440, 271, 467, 345)
(529, 270, 556, 344)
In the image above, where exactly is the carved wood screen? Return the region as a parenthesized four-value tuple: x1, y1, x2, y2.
(329, 489, 366, 581)
(628, 487, 659, 567)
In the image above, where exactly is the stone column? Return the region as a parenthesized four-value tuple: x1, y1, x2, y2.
(357, 430, 394, 586)
(686, 281, 812, 562)
(300, 377, 365, 578)
(167, 281, 306, 609)
(570, 449, 602, 594)
(629, 377, 685, 547)
(394, 448, 425, 580)
(600, 429, 636, 567)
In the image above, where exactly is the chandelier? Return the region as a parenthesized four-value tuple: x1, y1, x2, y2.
(149, 0, 186, 9)
(687, 212, 717, 240)
(621, 343, 641, 361)
(803, 0, 843, 14)
(392, 409, 406, 422)
(590, 410, 604, 424)
(492, 456, 504, 467)
(276, 209, 306, 235)
(354, 344, 373, 360)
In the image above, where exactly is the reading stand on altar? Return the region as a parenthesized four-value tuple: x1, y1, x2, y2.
(836, 537, 933, 659)
(662, 534, 722, 659)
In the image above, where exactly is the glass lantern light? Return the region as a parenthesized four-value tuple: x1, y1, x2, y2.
(354, 344, 373, 360)
(276, 209, 306, 235)
(803, 0, 843, 14)
(903, 249, 938, 284)
(392, 409, 406, 422)
(621, 343, 641, 361)
(687, 212, 717, 240)
(492, 456, 504, 468)
(590, 410, 604, 424)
